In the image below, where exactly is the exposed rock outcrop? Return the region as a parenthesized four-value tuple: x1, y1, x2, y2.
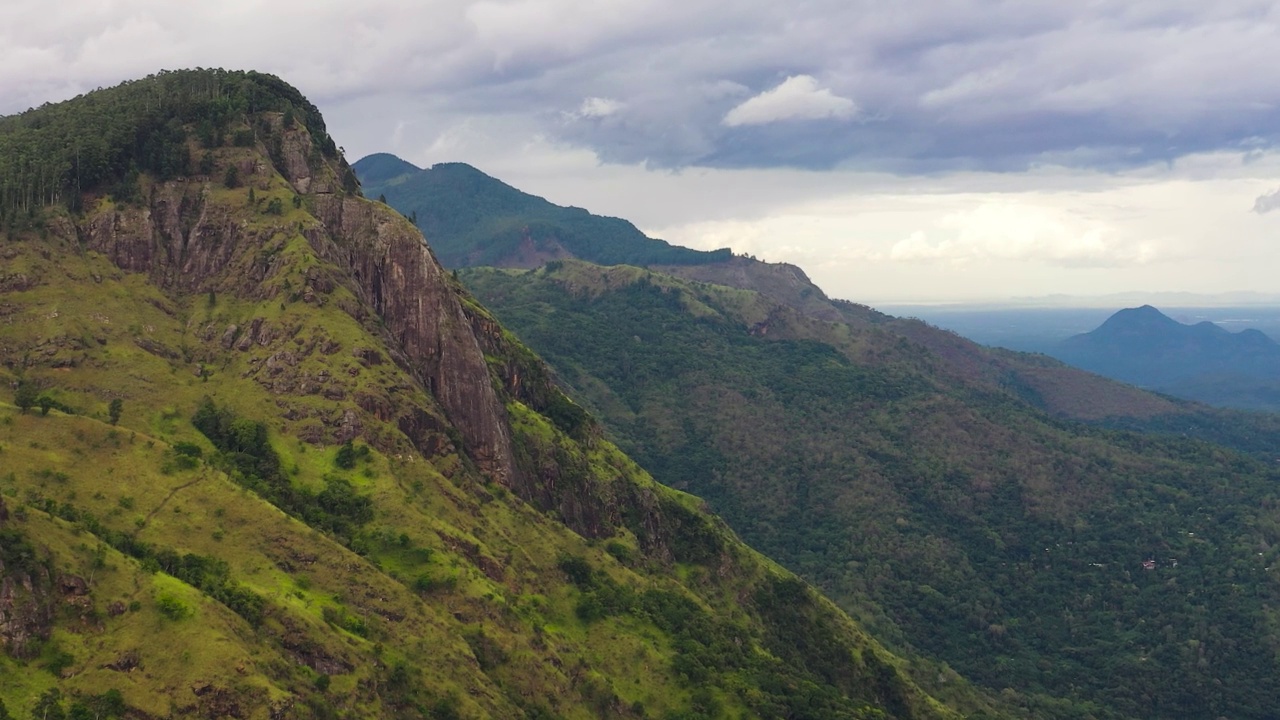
(69, 122, 519, 487)
(35, 117, 718, 560)
(306, 194, 517, 485)
(0, 498, 56, 659)
(655, 256, 847, 323)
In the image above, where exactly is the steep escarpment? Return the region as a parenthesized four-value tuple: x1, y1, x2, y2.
(0, 70, 988, 720)
(304, 193, 518, 484)
(0, 499, 55, 660)
(65, 102, 516, 486)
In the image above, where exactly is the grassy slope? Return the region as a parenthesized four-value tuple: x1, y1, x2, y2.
(0, 98, 982, 720)
(461, 262, 1280, 720)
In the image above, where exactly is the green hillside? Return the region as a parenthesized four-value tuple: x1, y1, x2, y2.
(461, 261, 1280, 720)
(352, 153, 733, 269)
(0, 70, 988, 720)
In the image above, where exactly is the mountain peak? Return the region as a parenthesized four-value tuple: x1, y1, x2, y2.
(351, 152, 422, 186)
(1094, 304, 1180, 334)
(356, 158, 734, 269)
(1056, 304, 1280, 392)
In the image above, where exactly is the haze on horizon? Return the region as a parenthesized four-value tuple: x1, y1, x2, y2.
(4, 0, 1280, 303)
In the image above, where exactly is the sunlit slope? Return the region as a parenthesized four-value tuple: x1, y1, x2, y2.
(0, 69, 985, 720)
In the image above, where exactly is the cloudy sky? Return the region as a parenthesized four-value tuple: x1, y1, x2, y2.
(4, 0, 1280, 303)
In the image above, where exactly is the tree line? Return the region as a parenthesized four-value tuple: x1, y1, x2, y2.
(0, 68, 338, 226)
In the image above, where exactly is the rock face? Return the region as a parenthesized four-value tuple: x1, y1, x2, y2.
(39, 112, 723, 566)
(71, 121, 519, 486)
(307, 194, 517, 484)
(0, 498, 56, 659)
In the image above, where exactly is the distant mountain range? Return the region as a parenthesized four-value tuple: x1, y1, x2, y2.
(1054, 305, 1280, 411)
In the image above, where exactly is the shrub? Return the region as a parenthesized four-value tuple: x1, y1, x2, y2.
(557, 554, 595, 587)
(156, 594, 191, 620)
(605, 540, 635, 565)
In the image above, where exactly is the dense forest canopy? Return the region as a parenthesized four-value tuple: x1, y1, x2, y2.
(0, 69, 338, 223)
(354, 155, 735, 268)
(463, 265, 1280, 720)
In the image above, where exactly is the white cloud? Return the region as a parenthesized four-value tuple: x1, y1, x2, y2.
(8, 2, 1280, 171)
(889, 203, 1158, 267)
(574, 96, 624, 118)
(8, 1, 1280, 301)
(722, 75, 857, 127)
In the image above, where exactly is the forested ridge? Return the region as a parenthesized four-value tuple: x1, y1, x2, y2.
(0, 68, 343, 224)
(353, 154, 733, 269)
(463, 263, 1280, 720)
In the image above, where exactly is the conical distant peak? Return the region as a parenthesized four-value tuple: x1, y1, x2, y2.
(1095, 305, 1178, 333)
(1123, 305, 1167, 319)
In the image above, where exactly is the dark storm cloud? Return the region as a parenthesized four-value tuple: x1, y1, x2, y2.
(5, 0, 1280, 172)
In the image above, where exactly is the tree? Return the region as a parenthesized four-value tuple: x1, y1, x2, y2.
(223, 164, 240, 189)
(37, 394, 54, 416)
(32, 689, 65, 720)
(14, 379, 37, 414)
(334, 440, 357, 469)
(108, 398, 123, 425)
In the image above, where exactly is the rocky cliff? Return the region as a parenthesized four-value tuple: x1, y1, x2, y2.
(0, 498, 55, 660)
(0, 69, 986, 720)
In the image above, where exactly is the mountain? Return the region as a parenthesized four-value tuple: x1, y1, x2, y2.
(352, 156, 1262, 431)
(0, 70, 984, 720)
(349, 152, 422, 187)
(1054, 305, 1280, 411)
(460, 262, 1280, 720)
(353, 154, 733, 269)
(352, 152, 1280, 718)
